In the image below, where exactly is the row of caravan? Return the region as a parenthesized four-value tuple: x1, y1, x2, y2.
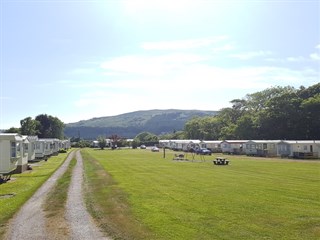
(0, 133, 71, 180)
(159, 139, 320, 159)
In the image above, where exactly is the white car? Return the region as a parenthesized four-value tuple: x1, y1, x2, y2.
(151, 147, 159, 152)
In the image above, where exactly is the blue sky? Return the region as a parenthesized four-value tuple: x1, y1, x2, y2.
(1, 0, 319, 129)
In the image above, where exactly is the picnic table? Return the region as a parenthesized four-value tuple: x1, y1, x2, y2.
(173, 153, 186, 160)
(213, 157, 229, 165)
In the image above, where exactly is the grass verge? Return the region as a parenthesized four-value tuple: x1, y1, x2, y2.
(0, 151, 71, 238)
(81, 150, 154, 240)
(83, 148, 320, 240)
(43, 157, 77, 239)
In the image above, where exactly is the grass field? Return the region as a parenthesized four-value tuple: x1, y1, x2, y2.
(0, 151, 71, 238)
(83, 148, 320, 240)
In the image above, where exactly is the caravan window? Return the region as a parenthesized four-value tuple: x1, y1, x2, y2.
(36, 142, 41, 149)
(11, 141, 21, 158)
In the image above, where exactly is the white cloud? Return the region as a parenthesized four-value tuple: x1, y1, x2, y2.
(141, 36, 228, 50)
(230, 50, 273, 60)
(68, 55, 318, 121)
(212, 44, 235, 53)
(100, 53, 208, 76)
(87, 60, 315, 94)
(98, 51, 318, 94)
(68, 68, 97, 75)
(310, 44, 320, 61)
(123, 0, 196, 14)
(102, 50, 311, 83)
(310, 53, 320, 61)
(68, 37, 319, 118)
(286, 56, 306, 62)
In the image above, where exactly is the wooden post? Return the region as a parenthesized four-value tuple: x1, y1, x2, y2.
(163, 147, 166, 158)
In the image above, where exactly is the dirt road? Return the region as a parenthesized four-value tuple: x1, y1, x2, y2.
(65, 150, 108, 239)
(5, 150, 110, 240)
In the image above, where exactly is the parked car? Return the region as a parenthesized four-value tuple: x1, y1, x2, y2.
(140, 145, 146, 149)
(196, 148, 212, 155)
(151, 147, 159, 152)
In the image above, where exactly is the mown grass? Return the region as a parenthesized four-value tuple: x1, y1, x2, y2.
(43, 157, 76, 238)
(44, 157, 76, 215)
(82, 150, 153, 239)
(83, 148, 320, 240)
(0, 151, 71, 238)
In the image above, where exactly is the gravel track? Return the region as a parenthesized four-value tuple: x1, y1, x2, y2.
(5, 150, 110, 240)
(5, 151, 75, 240)
(65, 150, 109, 239)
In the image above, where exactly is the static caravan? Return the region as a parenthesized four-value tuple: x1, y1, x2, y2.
(245, 140, 282, 157)
(287, 140, 320, 159)
(184, 140, 201, 152)
(52, 139, 60, 155)
(167, 140, 181, 150)
(171, 140, 201, 151)
(26, 135, 38, 162)
(43, 139, 54, 157)
(14, 136, 29, 173)
(60, 139, 71, 149)
(91, 140, 99, 148)
(158, 140, 179, 149)
(35, 139, 46, 159)
(0, 133, 23, 179)
(221, 140, 247, 154)
(35, 139, 54, 159)
(202, 140, 222, 152)
(159, 140, 170, 149)
(276, 141, 291, 157)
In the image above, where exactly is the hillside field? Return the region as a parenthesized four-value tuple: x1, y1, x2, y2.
(82, 148, 320, 240)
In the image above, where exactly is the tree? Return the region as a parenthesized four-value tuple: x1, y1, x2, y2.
(134, 132, 158, 145)
(97, 136, 106, 149)
(257, 91, 303, 139)
(184, 117, 203, 139)
(159, 130, 185, 140)
(35, 114, 65, 139)
(300, 93, 320, 139)
(20, 117, 40, 135)
(109, 134, 121, 149)
(4, 127, 21, 134)
(233, 114, 257, 140)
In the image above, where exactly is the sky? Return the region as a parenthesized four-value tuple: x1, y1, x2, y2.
(0, 0, 319, 129)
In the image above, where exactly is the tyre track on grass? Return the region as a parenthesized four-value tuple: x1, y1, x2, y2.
(65, 150, 110, 240)
(5, 150, 75, 240)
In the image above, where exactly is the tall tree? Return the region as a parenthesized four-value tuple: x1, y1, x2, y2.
(184, 117, 204, 139)
(20, 117, 40, 135)
(35, 114, 64, 139)
(49, 115, 65, 139)
(300, 93, 320, 139)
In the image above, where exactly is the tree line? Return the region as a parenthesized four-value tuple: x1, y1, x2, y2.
(4, 114, 65, 139)
(182, 83, 320, 140)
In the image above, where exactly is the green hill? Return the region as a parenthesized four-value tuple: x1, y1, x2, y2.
(64, 109, 217, 139)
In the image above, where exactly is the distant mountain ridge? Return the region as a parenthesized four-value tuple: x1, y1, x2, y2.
(64, 109, 218, 139)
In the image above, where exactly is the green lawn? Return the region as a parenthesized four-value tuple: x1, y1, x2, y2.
(0, 151, 71, 237)
(83, 148, 320, 240)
